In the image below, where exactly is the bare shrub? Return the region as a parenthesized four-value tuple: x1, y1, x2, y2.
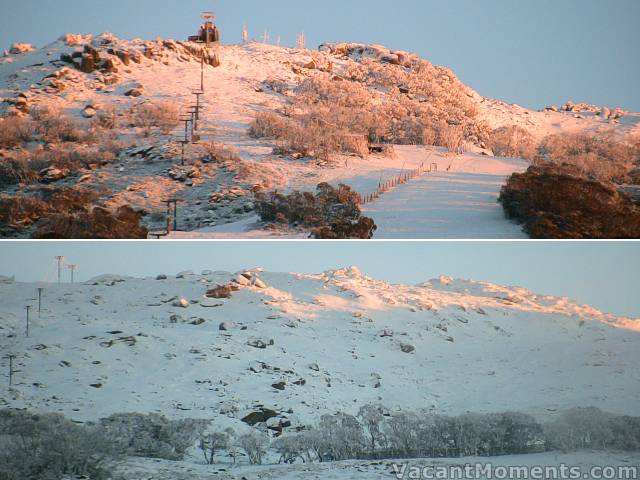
(0, 115, 34, 148)
(539, 132, 638, 182)
(199, 428, 234, 465)
(30, 105, 83, 143)
(0, 154, 40, 186)
(237, 430, 270, 465)
(438, 124, 465, 155)
(98, 413, 209, 461)
(0, 409, 113, 480)
(0, 187, 99, 231)
(203, 142, 241, 164)
(489, 125, 537, 160)
(132, 101, 181, 136)
(92, 105, 119, 129)
(543, 407, 640, 452)
(249, 111, 291, 139)
(256, 182, 377, 239)
(32, 205, 149, 239)
(0, 194, 49, 229)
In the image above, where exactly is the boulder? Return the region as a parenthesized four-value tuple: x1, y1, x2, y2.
(234, 274, 251, 286)
(272, 382, 286, 391)
(400, 344, 415, 354)
(241, 408, 278, 426)
(125, 88, 143, 97)
(115, 50, 131, 66)
(82, 106, 97, 118)
(172, 298, 190, 308)
(219, 322, 234, 331)
(380, 53, 400, 65)
(170, 314, 183, 324)
(61, 33, 92, 47)
(40, 167, 68, 183)
(206, 284, 234, 299)
(156, 274, 168, 280)
(9, 43, 35, 54)
(79, 54, 97, 73)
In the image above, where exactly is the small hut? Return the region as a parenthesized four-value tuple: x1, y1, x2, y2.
(188, 11, 220, 46)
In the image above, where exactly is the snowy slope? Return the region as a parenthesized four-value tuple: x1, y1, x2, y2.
(2, 34, 639, 238)
(1, 267, 638, 434)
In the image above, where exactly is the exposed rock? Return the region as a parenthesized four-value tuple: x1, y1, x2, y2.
(9, 43, 35, 54)
(303, 59, 316, 69)
(400, 344, 415, 354)
(272, 382, 286, 391)
(241, 408, 278, 426)
(156, 274, 168, 280)
(206, 285, 234, 299)
(40, 167, 68, 183)
(252, 277, 267, 289)
(82, 106, 97, 118)
(248, 338, 274, 349)
(125, 88, 143, 97)
(172, 298, 190, 308)
(60, 33, 92, 46)
(233, 274, 251, 286)
(170, 314, 183, 324)
(115, 50, 131, 66)
(79, 54, 97, 73)
(380, 53, 400, 65)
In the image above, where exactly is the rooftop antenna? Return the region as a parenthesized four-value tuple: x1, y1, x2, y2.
(202, 11, 215, 48)
(54, 256, 65, 284)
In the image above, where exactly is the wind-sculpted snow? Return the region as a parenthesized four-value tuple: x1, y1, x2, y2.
(1, 268, 638, 434)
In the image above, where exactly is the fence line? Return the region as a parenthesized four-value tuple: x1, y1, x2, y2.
(357, 160, 438, 206)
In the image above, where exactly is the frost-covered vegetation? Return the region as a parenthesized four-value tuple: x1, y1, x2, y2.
(499, 162, 640, 238)
(0, 106, 123, 187)
(255, 182, 377, 239)
(537, 132, 640, 183)
(130, 101, 181, 137)
(1, 406, 638, 478)
(0, 187, 148, 238)
(249, 55, 488, 159)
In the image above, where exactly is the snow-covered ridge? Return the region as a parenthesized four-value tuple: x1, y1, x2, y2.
(1, 267, 638, 432)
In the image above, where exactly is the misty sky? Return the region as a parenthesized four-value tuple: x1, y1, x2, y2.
(0, 0, 638, 111)
(0, 241, 638, 318)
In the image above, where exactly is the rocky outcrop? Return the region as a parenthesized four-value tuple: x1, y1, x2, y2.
(9, 43, 35, 54)
(205, 284, 237, 299)
(319, 42, 418, 68)
(500, 163, 640, 239)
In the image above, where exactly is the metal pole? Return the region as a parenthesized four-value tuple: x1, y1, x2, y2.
(173, 201, 178, 232)
(37, 288, 43, 316)
(68, 265, 76, 284)
(201, 54, 205, 92)
(25, 306, 31, 337)
(8, 355, 14, 386)
(55, 256, 64, 283)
